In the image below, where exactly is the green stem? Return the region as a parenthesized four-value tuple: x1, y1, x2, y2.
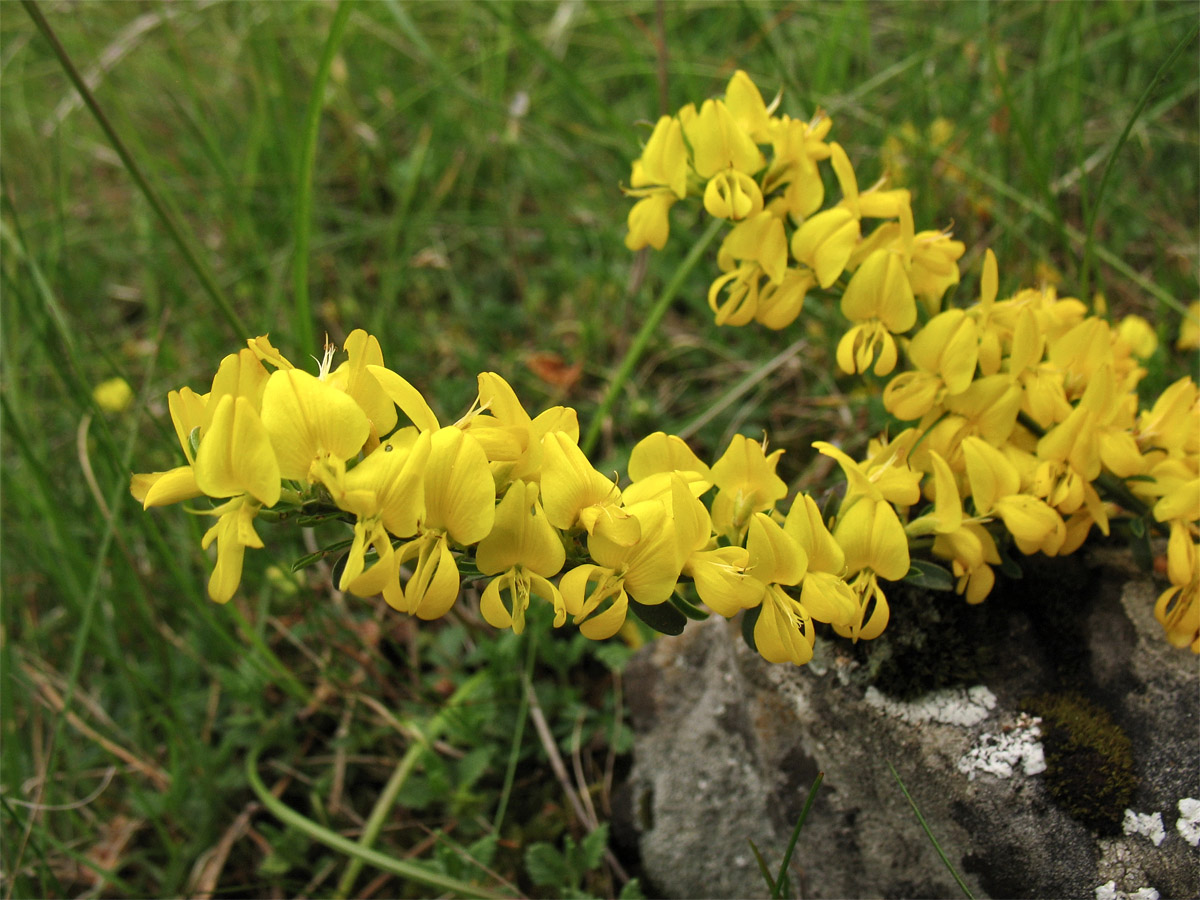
(582, 216, 725, 457)
(20, 0, 247, 339)
(292, 0, 355, 352)
(333, 670, 488, 899)
(246, 730, 509, 900)
(491, 627, 539, 834)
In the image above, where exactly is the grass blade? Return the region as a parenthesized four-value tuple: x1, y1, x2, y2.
(246, 734, 511, 900)
(19, 0, 248, 339)
(888, 761, 975, 900)
(771, 772, 823, 899)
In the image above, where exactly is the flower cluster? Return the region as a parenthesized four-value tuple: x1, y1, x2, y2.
(626, 70, 1199, 652)
(132, 332, 920, 665)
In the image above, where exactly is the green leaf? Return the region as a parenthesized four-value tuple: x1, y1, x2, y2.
(903, 559, 955, 592)
(619, 877, 647, 899)
(741, 605, 762, 653)
(628, 598, 687, 636)
(580, 823, 609, 870)
(669, 590, 712, 621)
(746, 838, 777, 895)
(524, 842, 570, 888)
(997, 542, 1024, 580)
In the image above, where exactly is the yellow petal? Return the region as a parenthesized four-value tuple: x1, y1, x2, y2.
(134, 466, 202, 508)
(476, 482, 565, 577)
(366, 364, 440, 432)
(422, 427, 495, 546)
(754, 587, 814, 665)
(194, 395, 281, 506)
(261, 369, 370, 482)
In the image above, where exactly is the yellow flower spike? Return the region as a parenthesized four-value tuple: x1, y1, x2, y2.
(625, 191, 677, 251)
(632, 115, 689, 199)
(703, 168, 765, 221)
(724, 69, 774, 142)
(686, 98, 765, 179)
(540, 431, 638, 544)
(476, 481, 566, 634)
(338, 330, 399, 439)
(834, 497, 910, 583)
(791, 207, 860, 289)
(628, 432, 712, 485)
(709, 434, 788, 538)
(194, 395, 282, 507)
(365, 364, 441, 432)
(200, 496, 265, 603)
(260, 369, 371, 483)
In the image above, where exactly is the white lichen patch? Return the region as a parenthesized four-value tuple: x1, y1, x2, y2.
(1095, 881, 1160, 900)
(1177, 797, 1200, 846)
(864, 684, 997, 727)
(1122, 809, 1166, 846)
(957, 713, 1046, 780)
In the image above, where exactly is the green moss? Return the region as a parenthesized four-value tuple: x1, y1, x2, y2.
(853, 582, 997, 700)
(1024, 692, 1138, 833)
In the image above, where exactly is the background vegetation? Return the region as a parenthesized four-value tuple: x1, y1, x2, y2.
(2, 1, 1195, 896)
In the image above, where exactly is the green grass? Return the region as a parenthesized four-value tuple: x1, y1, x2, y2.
(2, 2, 1196, 897)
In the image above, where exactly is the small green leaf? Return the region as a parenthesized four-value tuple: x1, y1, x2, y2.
(741, 605, 762, 653)
(1129, 516, 1146, 538)
(997, 542, 1024, 580)
(628, 598, 687, 635)
(669, 590, 711, 621)
(904, 559, 955, 592)
(581, 823, 609, 869)
(524, 842, 569, 888)
(619, 877, 647, 899)
(746, 838, 777, 894)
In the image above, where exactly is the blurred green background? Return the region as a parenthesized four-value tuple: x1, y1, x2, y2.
(2, 1, 1196, 896)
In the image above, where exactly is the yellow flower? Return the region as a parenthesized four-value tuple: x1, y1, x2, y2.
(476, 481, 566, 634)
(836, 248, 917, 377)
(1177, 301, 1200, 352)
(684, 98, 765, 180)
(1155, 522, 1199, 651)
(260, 368, 370, 484)
(93, 377, 133, 413)
(709, 434, 788, 539)
(561, 500, 680, 639)
(384, 427, 496, 620)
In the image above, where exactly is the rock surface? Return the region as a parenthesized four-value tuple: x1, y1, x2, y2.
(616, 550, 1199, 899)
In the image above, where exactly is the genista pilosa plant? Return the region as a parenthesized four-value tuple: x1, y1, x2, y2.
(134, 71, 1199, 664)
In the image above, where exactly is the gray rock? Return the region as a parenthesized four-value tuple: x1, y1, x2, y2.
(617, 550, 1200, 899)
